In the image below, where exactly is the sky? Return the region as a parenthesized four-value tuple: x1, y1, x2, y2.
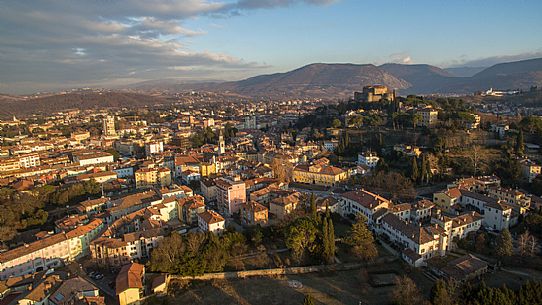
(0, 0, 541, 94)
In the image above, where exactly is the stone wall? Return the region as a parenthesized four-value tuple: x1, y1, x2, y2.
(170, 258, 397, 281)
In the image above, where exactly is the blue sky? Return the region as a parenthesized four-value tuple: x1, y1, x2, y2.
(0, 0, 541, 93)
(186, 0, 542, 70)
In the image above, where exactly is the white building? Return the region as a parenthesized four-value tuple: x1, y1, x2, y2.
(73, 152, 114, 166)
(18, 153, 40, 168)
(357, 152, 380, 168)
(323, 140, 338, 152)
(145, 141, 164, 156)
(197, 210, 225, 234)
(380, 213, 446, 267)
(459, 190, 515, 231)
(0, 219, 105, 279)
(339, 190, 391, 227)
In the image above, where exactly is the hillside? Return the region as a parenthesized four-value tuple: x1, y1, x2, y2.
(0, 92, 171, 118)
(378, 63, 459, 93)
(444, 66, 486, 77)
(132, 58, 542, 98)
(205, 63, 410, 99)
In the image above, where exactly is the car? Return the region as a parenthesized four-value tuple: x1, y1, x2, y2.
(94, 273, 104, 280)
(88, 271, 96, 278)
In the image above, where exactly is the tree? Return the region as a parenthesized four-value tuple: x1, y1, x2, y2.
(412, 113, 423, 130)
(518, 231, 537, 256)
(496, 229, 513, 257)
(331, 118, 342, 128)
(411, 157, 419, 182)
(106, 148, 120, 161)
(420, 154, 427, 184)
(271, 158, 293, 183)
(475, 232, 487, 254)
(392, 276, 427, 305)
(285, 217, 319, 261)
(309, 194, 317, 220)
(348, 116, 363, 129)
(303, 294, 315, 305)
(322, 217, 335, 264)
(516, 130, 525, 156)
(431, 279, 456, 305)
(345, 214, 377, 260)
(148, 233, 185, 273)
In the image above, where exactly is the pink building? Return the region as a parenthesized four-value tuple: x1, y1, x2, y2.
(215, 177, 246, 216)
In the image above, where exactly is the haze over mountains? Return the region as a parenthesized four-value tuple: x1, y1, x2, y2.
(1, 58, 542, 117)
(134, 58, 542, 99)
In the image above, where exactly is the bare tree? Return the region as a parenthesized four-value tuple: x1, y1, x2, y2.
(392, 275, 429, 305)
(270, 157, 293, 183)
(518, 231, 530, 256)
(528, 234, 538, 256)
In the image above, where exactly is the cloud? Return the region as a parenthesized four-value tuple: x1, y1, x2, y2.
(0, 0, 336, 94)
(388, 52, 413, 64)
(447, 51, 542, 68)
(232, 0, 337, 9)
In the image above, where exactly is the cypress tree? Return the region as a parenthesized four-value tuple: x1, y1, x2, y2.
(516, 130, 525, 156)
(411, 157, 419, 182)
(322, 217, 330, 263)
(328, 217, 335, 264)
(420, 154, 427, 184)
(425, 155, 432, 182)
(496, 229, 514, 257)
(309, 194, 317, 220)
(303, 294, 315, 305)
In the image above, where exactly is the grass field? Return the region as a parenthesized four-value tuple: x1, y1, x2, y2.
(166, 259, 434, 305)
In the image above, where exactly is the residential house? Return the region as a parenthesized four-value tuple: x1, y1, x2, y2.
(197, 210, 225, 234)
(240, 201, 269, 226)
(116, 263, 145, 305)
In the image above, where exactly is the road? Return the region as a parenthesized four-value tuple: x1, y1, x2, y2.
(74, 263, 119, 305)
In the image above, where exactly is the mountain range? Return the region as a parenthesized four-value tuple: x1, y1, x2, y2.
(133, 58, 542, 99)
(1, 58, 542, 117)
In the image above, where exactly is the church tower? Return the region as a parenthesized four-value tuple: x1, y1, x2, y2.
(218, 128, 225, 155)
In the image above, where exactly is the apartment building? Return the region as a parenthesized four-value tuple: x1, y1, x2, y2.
(145, 141, 164, 157)
(177, 195, 206, 226)
(417, 107, 439, 127)
(0, 219, 105, 279)
(18, 153, 40, 168)
(116, 263, 145, 305)
(240, 201, 269, 226)
(357, 152, 379, 168)
(73, 151, 114, 166)
(292, 163, 348, 187)
(197, 210, 225, 234)
(459, 190, 515, 231)
(339, 190, 392, 226)
(135, 167, 172, 188)
(380, 213, 446, 267)
(215, 177, 246, 216)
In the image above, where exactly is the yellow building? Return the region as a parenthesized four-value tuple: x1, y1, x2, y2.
(292, 164, 348, 187)
(433, 188, 461, 207)
(0, 157, 20, 173)
(417, 107, 439, 127)
(135, 167, 172, 188)
(199, 162, 216, 177)
(116, 263, 145, 305)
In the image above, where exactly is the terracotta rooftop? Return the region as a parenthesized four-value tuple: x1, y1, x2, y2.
(197, 210, 224, 225)
(116, 263, 145, 295)
(342, 190, 391, 209)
